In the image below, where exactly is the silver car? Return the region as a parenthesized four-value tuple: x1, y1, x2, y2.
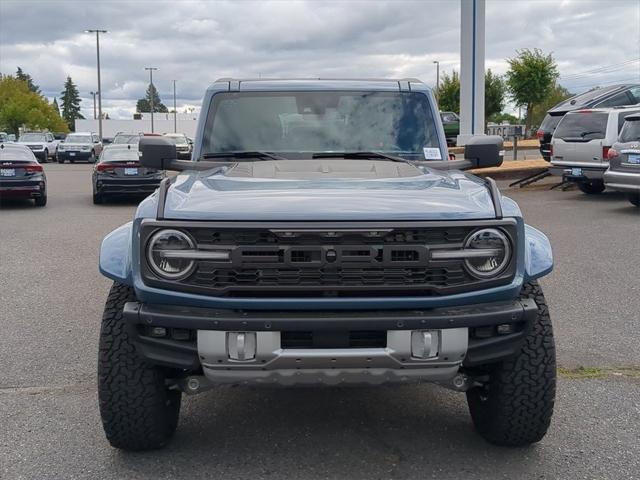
(550, 105, 640, 194)
(604, 114, 640, 207)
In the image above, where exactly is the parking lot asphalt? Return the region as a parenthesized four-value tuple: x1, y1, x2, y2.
(1, 164, 638, 480)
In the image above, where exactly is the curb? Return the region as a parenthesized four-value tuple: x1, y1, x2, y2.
(469, 159, 551, 181)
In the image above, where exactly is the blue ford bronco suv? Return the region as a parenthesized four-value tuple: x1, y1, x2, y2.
(98, 79, 555, 451)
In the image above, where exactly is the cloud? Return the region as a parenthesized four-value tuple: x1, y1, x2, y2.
(1, 0, 638, 119)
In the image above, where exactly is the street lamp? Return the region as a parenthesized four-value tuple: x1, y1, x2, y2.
(173, 80, 177, 133)
(89, 91, 98, 120)
(433, 60, 440, 98)
(85, 29, 107, 139)
(144, 67, 159, 133)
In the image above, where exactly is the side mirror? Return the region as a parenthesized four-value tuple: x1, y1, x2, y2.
(464, 135, 504, 169)
(139, 136, 177, 170)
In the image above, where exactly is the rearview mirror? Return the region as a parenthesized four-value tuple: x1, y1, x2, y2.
(464, 135, 504, 169)
(139, 136, 178, 170)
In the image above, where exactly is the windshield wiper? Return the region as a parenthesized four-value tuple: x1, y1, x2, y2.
(311, 151, 412, 163)
(201, 151, 286, 161)
(579, 130, 603, 138)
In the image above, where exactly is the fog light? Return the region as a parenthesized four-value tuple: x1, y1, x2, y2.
(227, 332, 256, 361)
(411, 330, 439, 359)
(496, 324, 514, 335)
(149, 326, 167, 338)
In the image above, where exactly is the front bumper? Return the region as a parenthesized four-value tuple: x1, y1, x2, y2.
(604, 169, 640, 193)
(57, 150, 92, 161)
(123, 298, 538, 384)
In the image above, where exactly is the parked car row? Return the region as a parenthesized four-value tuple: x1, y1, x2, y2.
(549, 106, 640, 206)
(537, 83, 640, 161)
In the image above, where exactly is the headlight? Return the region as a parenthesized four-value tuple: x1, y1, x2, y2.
(58, 145, 65, 151)
(147, 229, 196, 279)
(82, 145, 91, 151)
(463, 228, 511, 278)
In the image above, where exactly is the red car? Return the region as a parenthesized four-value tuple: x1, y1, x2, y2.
(0, 143, 47, 206)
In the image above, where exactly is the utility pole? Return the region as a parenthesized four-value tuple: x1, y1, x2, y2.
(433, 60, 440, 99)
(144, 67, 158, 133)
(89, 91, 98, 120)
(85, 29, 107, 139)
(173, 80, 177, 133)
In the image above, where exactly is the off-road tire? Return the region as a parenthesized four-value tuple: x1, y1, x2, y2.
(34, 195, 47, 207)
(628, 193, 640, 207)
(466, 281, 556, 446)
(98, 282, 181, 450)
(577, 180, 605, 194)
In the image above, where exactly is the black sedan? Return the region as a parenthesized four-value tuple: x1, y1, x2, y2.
(92, 145, 165, 204)
(0, 143, 47, 206)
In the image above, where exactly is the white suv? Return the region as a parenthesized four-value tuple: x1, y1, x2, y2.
(550, 105, 640, 194)
(16, 132, 58, 163)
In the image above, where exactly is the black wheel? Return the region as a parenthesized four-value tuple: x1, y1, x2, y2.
(92, 191, 103, 204)
(58, 156, 64, 164)
(34, 195, 47, 207)
(98, 282, 182, 450)
(466, 281, 556, 446)
(577, 180, 605, 194)
(42, 149, 49, 163)
(628, 193, 640, 207)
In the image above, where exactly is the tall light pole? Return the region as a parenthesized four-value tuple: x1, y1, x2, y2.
(144, 67, 158, 133)
(85, 29, 107, 139)
(89, 91, 98, 120)
(433, 60, 440, 99)
(173, 80, 177, 133)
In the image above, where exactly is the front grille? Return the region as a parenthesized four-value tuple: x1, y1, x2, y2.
(141, 221, 517, 297)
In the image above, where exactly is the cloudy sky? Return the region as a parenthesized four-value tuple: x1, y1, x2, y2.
(1, 0, 639, 119)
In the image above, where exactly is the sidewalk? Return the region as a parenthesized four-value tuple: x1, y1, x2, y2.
(470, 158, 549, 180)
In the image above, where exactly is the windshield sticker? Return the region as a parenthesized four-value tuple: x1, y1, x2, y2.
(423, 147, 442, 160)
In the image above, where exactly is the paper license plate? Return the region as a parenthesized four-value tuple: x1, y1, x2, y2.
(124, 168, 138, 176)
(627, 154, 640, 164)
(0, 168, 16, 177)
(571, 168, 582, 176)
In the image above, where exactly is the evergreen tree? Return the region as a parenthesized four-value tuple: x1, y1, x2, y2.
(15, 67, 41, 95)
(52, 97, 60, 115)
(136, 84, 168, 113)
(60, 76, 84, 131)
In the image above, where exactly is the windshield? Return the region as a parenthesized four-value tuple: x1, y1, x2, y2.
(100, 148, 139, 162)
(65, 135, 92, 143)
(202, 91, 440, 160)
(554, 112, 608, 140)
(113, 134, 140, 144)
(0, 146, 36, 161)
(539, 114, 563, 133)
(619, 120, 640, 143)
(19, 133, 46, 142)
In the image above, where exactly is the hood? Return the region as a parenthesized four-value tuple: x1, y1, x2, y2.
(162, 159, 498, 221)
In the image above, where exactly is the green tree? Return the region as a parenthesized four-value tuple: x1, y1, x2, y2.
(529, 83, 572, 130)
(436, 71, 460, 114)
(136, 84, 168, 113)
(490, 112, 520, 124)
(52, 97, 60, 115)
(505, 48, 559, 135)
(15, 67, 41, 95)
(0, 76, 68, 136)
(60, 76, 84, 131)
(436, 69, 506, 122)
(485, 69, 506, 121)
